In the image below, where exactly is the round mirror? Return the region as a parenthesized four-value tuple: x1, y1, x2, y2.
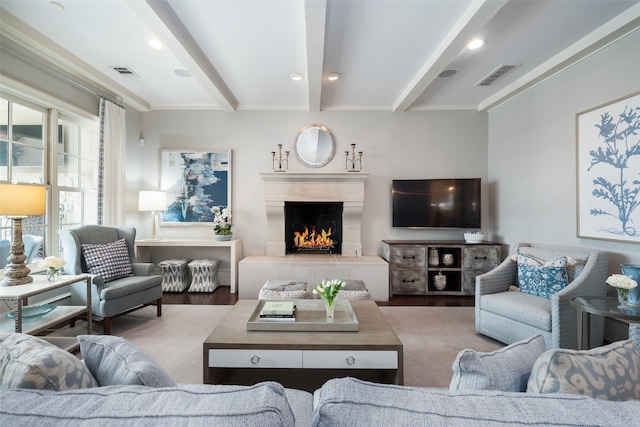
(294, 124, 335, 168)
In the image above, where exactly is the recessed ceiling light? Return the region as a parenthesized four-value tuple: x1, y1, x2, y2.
(467, 38, 485, 50)
(174, 69, 191, 78)
(49, 1, 64, 11)
(327, 72, 341, 81)
(149, 39, 163, 50)
(438, 69, 457, 78)
(289, 73, 304, 81)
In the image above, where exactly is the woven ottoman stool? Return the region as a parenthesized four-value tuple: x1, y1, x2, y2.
(187, 259, 220, 292)
(158, 258, 190, 292)
(337, 279, 371, 300)
(259, 280, 309, 300)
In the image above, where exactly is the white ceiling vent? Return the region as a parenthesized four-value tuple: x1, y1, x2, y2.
(475, 64, 519, 86)
(110, 66, 138, 77)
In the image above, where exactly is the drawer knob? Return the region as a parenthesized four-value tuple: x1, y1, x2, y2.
(346, 356, 356, 366)
(250, 355, 260, 365)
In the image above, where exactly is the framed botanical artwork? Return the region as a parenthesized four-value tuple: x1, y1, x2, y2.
(577, 91, 640, 243)
(159, 149, 231, 225)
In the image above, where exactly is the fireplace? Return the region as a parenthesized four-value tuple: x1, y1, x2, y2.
(261, 172, 368, 257)
(285, 202, 343, 254)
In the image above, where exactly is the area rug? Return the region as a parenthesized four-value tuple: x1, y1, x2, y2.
(84, 304, 502, 388)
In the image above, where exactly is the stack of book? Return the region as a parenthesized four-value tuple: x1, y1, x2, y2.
(259, 301, 296, 322)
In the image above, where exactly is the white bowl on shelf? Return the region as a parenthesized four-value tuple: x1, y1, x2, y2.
(464, 232, 485, 244)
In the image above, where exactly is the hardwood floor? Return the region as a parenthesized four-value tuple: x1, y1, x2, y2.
(161, 287, 475, 307)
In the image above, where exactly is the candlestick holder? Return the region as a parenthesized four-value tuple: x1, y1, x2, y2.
(345, 143, 363, 172)
(272, 144, 289, 172)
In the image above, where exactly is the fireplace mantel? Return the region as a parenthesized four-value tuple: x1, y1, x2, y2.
(260, 172, 370, 183)
(261, 172, 369, 257)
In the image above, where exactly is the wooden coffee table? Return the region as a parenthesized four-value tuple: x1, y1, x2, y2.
(203, 299, 403, 391)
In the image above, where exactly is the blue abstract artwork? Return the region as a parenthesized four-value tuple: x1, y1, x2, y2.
(578, 92, 640, 243)
(159, 150, 231, 225)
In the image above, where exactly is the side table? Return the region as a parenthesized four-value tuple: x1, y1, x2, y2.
(0, 274, 92, 351)
(571, 296, 640, 350)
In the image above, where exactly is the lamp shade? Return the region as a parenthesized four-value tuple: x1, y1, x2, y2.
(138, 190, 168, 212)
(0, 183, 46, 216)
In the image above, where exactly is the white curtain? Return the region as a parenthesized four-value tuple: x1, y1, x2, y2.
(99, 98, 126, 226)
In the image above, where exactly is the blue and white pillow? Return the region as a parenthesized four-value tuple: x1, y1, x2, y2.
(0, 333, 97, 390)
(81, 238, 133, 283)
(517, 253, 569, 298)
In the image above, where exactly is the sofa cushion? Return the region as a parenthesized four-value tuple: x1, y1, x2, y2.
(450, 334, 547, 392)
(81, 238, 134, 283)
(0, 333, 97, 390)
(78, 335, 175, 387)
(517, 253, 569, 298)
(0, 382, 302, 426)
(527, 340, 640, 400)
(313, 377, 639, 427)
(480, 291, 552, 331)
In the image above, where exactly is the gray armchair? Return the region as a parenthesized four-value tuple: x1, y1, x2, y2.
(59, 225, 162, 334)
(475, 243, 608, 349)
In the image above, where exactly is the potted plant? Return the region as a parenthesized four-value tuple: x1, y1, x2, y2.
(211, 206, 233, 241)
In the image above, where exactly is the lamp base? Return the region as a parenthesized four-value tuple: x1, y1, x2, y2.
(0, 216, 34, 286)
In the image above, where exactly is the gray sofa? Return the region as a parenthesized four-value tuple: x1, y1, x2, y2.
(1, 333, 640, 426)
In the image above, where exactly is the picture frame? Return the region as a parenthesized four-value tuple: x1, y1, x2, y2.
(159, 149, 231, 225)
(576, 91, 640, 243)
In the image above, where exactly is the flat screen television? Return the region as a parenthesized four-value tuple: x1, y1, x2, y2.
(392, 178, 481, 228)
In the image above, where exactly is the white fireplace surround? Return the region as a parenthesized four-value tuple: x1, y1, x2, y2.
(260, 172, 369, 257)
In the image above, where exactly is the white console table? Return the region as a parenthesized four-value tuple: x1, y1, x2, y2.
(135, 239, 242, 293)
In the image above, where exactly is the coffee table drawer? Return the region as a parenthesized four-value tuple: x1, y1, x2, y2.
(303, 350, 398, 369)
(209, 349, 302, 368)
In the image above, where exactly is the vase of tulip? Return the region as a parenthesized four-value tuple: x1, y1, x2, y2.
(313, 279, 344, 318)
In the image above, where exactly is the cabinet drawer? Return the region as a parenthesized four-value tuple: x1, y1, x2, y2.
(463, 246, 500, 269)
(303, 350, 398, 369)
(391, 246, 426, 268)
(391, 270, 427, 293)
(209, 349, 302, 368)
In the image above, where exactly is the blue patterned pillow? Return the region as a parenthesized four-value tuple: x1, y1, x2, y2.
(517, 253, 568, 298)
(0, 333, 97, 390)
(527, 340, 640, 400)
(81, 238, 133, 283)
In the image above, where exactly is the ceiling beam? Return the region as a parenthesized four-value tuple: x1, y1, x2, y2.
(393, 0, 508, 112)
(0, 10, 150, 112)
(304, 0, 327, 112)
(479, 4, 640, 112)
(129, 0, 238, 112)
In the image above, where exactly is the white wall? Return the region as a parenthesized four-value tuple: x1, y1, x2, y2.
(488, 29, 640, 267)
(129, 110, 488, 256)
(488, 30, 640, 341)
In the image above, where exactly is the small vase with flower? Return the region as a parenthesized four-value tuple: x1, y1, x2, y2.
(606, 273, 638, 308)
(38, 256, 66, 282)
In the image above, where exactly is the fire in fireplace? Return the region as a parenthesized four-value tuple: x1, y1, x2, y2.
(285, 202, 343, 254)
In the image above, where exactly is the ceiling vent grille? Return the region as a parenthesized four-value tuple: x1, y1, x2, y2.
(475, 64, 519, 87)
(110, 66, 138, 77)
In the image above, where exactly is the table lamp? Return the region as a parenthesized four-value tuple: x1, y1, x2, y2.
(0, 183, 47, 286)
(138, 190, 167, 240)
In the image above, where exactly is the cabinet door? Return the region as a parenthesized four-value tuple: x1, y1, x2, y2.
(463, 246, 499, 270)
(391, 269, 427, 294)
(391, 246, 426, 268)
(462, 270, 486, 294)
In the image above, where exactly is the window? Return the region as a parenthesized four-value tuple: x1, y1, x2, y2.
(0, 95, 99, 264)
